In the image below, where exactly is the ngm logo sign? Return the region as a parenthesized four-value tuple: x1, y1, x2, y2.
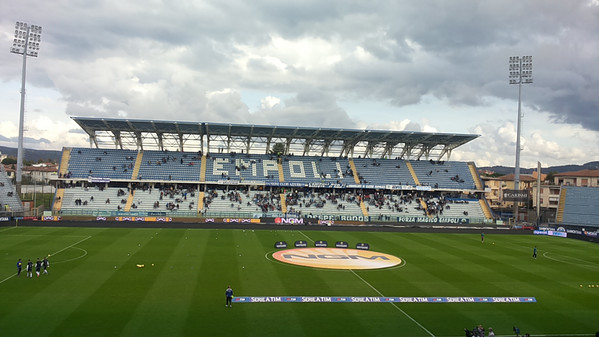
(272, 248, 402, 270)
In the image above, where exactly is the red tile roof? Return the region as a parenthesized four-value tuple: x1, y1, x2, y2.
(554, 169, 599, 178)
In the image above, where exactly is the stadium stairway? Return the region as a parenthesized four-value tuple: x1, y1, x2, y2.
(58, 148, 71, 176)
(360, 200, 369, 217)
(199, 155, 207, 182)
(406, 161, 420, 185)
(280, 193, 287, 213)
(556, 187, 567, 223)
(419, 198, 430, 217)
(131, 151, 144, 180)
(277, 161, 285, 183)
(468, 162, 484, 190)
(53, 188, 65, 211)
(198, 191, 205, 213)
(124, 191, 135, 212)
(479, 199, 493, 220)
(348, 159, 360, 184)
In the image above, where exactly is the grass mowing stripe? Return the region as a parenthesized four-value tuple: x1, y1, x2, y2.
(259, 229, 377, 337)
(0, 225, 17, 233)
(401, 234, 582, 331)
(542, 251, 599, 269)
(48, 228, 168, 336)
(299, 229, 436, 337)
(240, 230, 310, 336)
(0, 230, 102, 335)
(191, 229, 252, 336)
(368, 234, 485, 333)
(350, 269, 436, 337)
(122, 229, 198, 336)
(2, 227, 598, 337)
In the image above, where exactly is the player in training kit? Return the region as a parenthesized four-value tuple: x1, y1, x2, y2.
(35, 258, 42, 277)
(26, 259, 33, 278)
(532, 246, 537, 259)
(17, 259, 22, 277)
(225, 286, 233, 308)
(42, 257, 49, 275)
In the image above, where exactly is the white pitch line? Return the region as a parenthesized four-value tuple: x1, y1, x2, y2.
(0, 274, 16, 284)
(0, 235, 92, 285)
(297, 231, 315, 243)
(49, 236, 92, 256)
(542, 251, 599, 269)
(350, 269, 436, 337)
(53, 247, 88, 264)
(0, 226, 17, 233)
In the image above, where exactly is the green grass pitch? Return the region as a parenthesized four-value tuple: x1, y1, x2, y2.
(1, 225, 598, 337)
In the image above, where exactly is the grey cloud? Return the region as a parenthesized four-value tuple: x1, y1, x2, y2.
(2, 0, 598, 135)
(0, 135, 49, 144)
(545, 95, 599, 129)
(250, 91, 356, 128)
(24, 137, 51, 144)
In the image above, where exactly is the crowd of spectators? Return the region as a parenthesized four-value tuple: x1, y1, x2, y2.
(364, 191, 419, 213)
(202, 188, 282, 213)
(285, 189, 360, 216)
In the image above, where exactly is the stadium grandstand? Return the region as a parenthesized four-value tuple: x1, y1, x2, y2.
(556, 185, 599, 228)
(50, 117, 495, 224)
(0, 164, 24, 216)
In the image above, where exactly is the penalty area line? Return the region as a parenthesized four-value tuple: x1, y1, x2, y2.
(50, 235, 92, 257)
(350, 269, 436, 337)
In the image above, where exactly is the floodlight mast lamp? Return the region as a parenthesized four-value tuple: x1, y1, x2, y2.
(509, 55, 533, 223)
(10, 21, 42, 195)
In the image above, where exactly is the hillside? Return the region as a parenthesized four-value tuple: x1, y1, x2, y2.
(1, 145, 597, 174)
(0, 146, 62, 163)
(478, 161, 599, 174)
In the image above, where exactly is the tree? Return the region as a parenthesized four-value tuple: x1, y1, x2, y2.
(545, 171, 558, 184)
(271, 142, 286, 156)
(1, 157, 17, 165)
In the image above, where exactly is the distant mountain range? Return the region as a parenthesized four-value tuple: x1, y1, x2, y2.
(1, 146, 597, 174)
(478, 161, 599, 174)
(0, 146, 62, 163)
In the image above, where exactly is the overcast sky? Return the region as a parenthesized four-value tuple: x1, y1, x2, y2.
(1, 0, 598, 168)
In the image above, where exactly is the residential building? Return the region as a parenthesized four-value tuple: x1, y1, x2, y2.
(553, 169, 599, 187)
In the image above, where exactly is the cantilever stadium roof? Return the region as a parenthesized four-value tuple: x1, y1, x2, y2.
(71, 117, 479, 160)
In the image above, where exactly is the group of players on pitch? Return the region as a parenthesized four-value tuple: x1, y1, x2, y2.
(16, 257, 49, 278)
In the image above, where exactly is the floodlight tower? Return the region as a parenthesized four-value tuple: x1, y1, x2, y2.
(10, 21, 42, 195)
(509, 55, 533, 223)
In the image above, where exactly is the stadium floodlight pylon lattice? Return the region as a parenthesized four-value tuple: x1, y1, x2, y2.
(509, 56, 533, 223)
(10, 21, 42, 195)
